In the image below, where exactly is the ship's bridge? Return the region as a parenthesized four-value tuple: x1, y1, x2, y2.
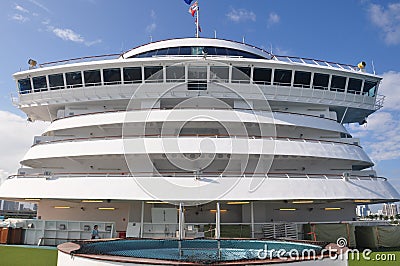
(120, 38, 271, 59)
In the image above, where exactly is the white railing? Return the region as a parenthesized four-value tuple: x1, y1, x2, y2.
(31, 134, 362, 148)
(8, 172, 387, 181)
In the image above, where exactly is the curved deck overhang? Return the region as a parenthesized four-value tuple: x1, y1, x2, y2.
(1, 174, 398, 203)
(44, 109, 346, 135)
(21, 137, 372, 167)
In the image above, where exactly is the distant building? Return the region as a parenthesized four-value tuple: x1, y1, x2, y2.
(382, 203, 398, 217)
(356, 205, 370, 217)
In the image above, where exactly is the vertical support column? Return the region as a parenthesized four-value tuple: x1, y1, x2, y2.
(140, 201, 144, 238)
(215, 202, 221, 239)
(251, 201, 255, 238)
(178, 202, 184, 240)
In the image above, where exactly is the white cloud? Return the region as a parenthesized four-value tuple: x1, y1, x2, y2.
(150, 10, 156, 20)
(146, 23, 157, 33)
(0, 111, 48, 178)
(377, 71, 400, 110)
(11, 14, 29, 22)
(368, 3, 400, 45)
(51, 27, 84, 43)
(268, 12, 280, 26)
(28, 0, 51, 13)
(85, 39, 102, 47)
(226, 8, 256, 22)
(15, 5, 29, 13)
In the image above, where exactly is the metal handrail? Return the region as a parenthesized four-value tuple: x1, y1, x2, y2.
(31, 134, 361, 147)
(8, 172, 387, 181)
(51, 108, 337, 122)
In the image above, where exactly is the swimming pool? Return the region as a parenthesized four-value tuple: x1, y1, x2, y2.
(72, 239, 322, 263)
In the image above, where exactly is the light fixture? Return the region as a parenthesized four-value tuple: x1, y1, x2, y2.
(279, 208, 297, 211)
(98, 207, 116, 210)
(354, 199, 371, 203)
(24, 198, 40, 201)
(227, 201, 250, 205)
(54, 206, 71, 209)
(81, 200, 104, 203)
(209, 209, 228, 213)
(146, 201, 169, 204)
(324, 207, 342, 211)
(292, 200, 314, 204)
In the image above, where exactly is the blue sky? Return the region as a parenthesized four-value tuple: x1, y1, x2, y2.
(0, 0, 400, 209)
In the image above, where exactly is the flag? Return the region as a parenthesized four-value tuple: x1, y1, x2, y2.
(189, 2, 198, 17)
(184, 0, 194, 5)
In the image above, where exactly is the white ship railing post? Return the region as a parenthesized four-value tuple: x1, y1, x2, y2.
(140, 201, 144, 238)
(215, 202, 220, 239)
(251, 201, 255, 238)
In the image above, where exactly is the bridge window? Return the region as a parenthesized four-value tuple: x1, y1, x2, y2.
(32, 76, 47, 92)
(232, 66, 251, 83)
(363, 80, 378, 97)
(103, 68, 121, 85)
(18, 78, 32, 94)
(49, 74, 64, 90)
(330, 75, 346, 92)
(144, 66, 163, 82)
(66, 71, 83, 88)
(123, 67, 142, 83)
(166, 65, 185, 82)
(293, 71, 311, 88)
(188, 66, 207, 90)
(313, 73, 329, 90)
(253, 67, 272, 85)
(84, 70, 101, 87)
(273, 69, 292, 86)
(210, 66, 229, 82)
(130, 46, 265, 59)
(347, 78, 362, 94)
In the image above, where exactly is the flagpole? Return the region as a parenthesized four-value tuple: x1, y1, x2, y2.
(196, 1, 199, 38)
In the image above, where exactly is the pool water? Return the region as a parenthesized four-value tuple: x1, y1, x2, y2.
(74, 239, 322, 263)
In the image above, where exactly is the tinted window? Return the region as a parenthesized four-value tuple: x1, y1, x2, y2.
(330, 75, 346, 92)
(144, 66, 163, 82)
(313, 73, 329, 90)
(179, 47, 191, 55)
(166, 65, 185, 82)
(188, 81, 207, 90)
(347, 78, 362, 94)
(32, 76, 47, 92)
(210, 66, 229, 82)
(18, 78, 31, 94)
(253, 67, 272, 85)
(273, 69, 292, 86)
(188, 66, 207, 80)
(123, 67, 142, 83)
(293, 71, 311, 88)
(232, 66, 251, 83)
(363, 80, 378, 97)
(156, 48, 168, 56)
(84, 70, 101, 87)
(49, 74, 64, 90)
(167, 47, 180, 55)
(103, 68, 121, 85)
(66, 71, 83, 87)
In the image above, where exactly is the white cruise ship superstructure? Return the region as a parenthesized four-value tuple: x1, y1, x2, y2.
(1, 38, 399, 237)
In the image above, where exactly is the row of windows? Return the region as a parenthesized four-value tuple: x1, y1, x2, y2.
(18, 65, 379, 97)
(131, 46, 265, 59)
